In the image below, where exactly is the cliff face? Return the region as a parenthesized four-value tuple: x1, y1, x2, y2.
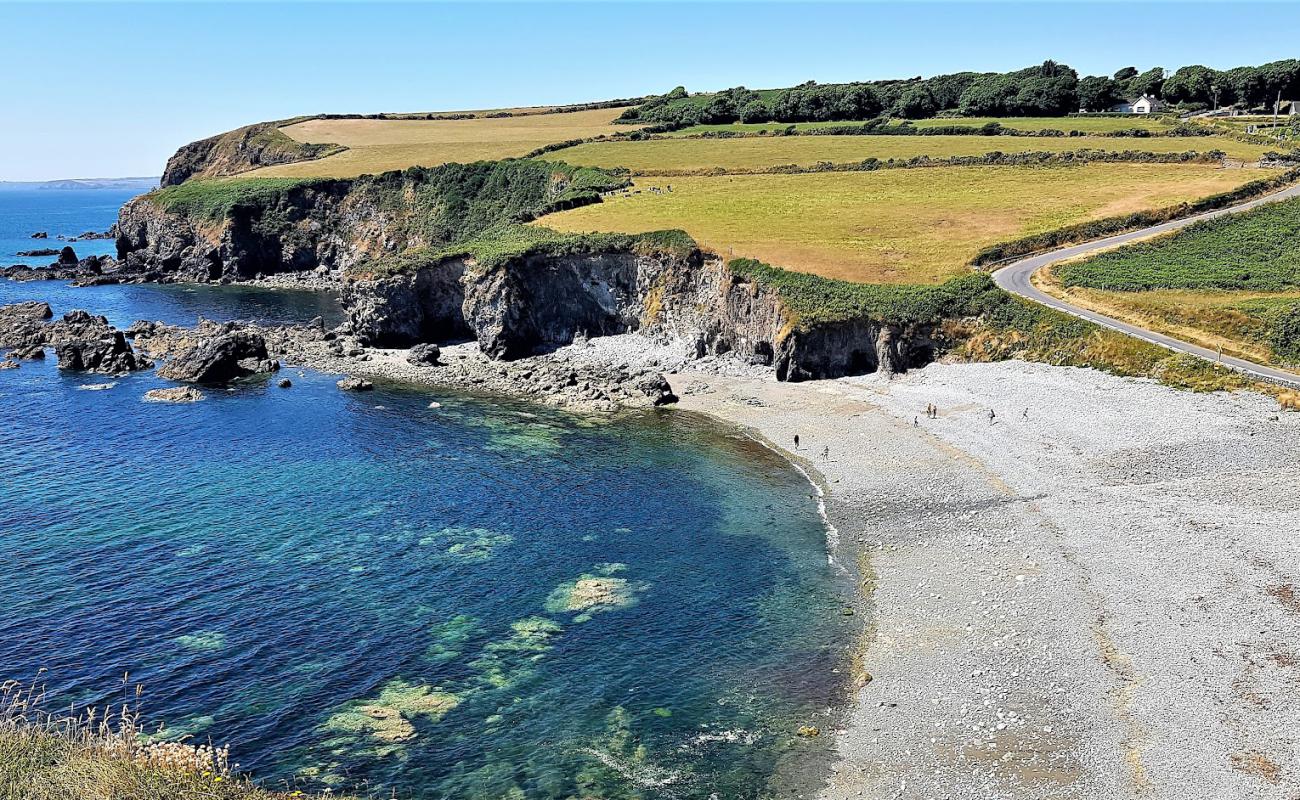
(160, 121, 343, 186)
(117, 161, 624, 282)
(342, 249, 944, 381)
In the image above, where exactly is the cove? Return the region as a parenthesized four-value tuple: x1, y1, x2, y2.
(0, 315, 857, 798)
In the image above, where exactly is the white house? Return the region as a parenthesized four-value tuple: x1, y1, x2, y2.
(1107, 94, 1165, 114)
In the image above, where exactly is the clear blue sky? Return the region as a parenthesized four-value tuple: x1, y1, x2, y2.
(3, 1, 1298, 181)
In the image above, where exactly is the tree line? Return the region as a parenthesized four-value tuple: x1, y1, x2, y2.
(618, 59, 1300, 127)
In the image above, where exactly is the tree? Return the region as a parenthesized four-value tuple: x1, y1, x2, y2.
(1113, 66, 1139, 83)
(1078, 76, 1121, 111)
(893, 84, 938, 118)
(1162, 65, 1220, 105)
(738, 99, 769, 123)
(1128, 67, 1165, 98)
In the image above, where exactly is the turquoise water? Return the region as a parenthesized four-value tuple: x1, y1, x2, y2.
(0, 190, 857, 797)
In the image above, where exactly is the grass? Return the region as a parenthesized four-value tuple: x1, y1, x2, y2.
(246, 108, 638, 179)
(0, 680, 348, 800)
(545, 135, 1266, 173)
(1059, 195, 1300, 291)
(148, 177, 327, 220)
(355, 224, 696, 278)
(540, 163, 1266, 284)
(669, 115, 1177, 137)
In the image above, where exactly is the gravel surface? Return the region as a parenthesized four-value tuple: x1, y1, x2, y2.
(670, 361, 1300, 800)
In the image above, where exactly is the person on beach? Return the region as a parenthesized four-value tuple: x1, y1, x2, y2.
(988, 409, 997, 424)
(794, 434, 800, 449)
(821, 445, 829, 459)
(1022, 407, 1029, 420)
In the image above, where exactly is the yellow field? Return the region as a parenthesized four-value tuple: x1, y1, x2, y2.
(540, 164, 1267, 284)
(247, 108, 637, 178)
(546, 134, 1268, 173)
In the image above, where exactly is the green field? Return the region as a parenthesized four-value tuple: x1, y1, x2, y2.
(540, 163, 1265, 284)
(247, 108, 638, 178)
(670, 115, 1177, 137)
(1060, 196, 1300, 291)
(546, 134, 1266, 173)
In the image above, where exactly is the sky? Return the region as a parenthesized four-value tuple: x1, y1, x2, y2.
(4, 1, 1300, 181)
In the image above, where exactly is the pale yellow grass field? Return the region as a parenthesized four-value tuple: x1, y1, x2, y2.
(547, 134, 1268, 173)
(247, 108, 636, 178)
(540, 164, 1267, 284)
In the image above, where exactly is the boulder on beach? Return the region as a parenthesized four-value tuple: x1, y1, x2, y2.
(337, 376, 374, 391)
(144, 386, 205, 403)
(407, 343, 441, 366)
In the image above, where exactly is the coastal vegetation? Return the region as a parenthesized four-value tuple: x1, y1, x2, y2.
(246, 108, 638, 179)
(539, 164, 1266, 284)
(669, 114, 1179, 137)
(1042, 195, 1300, 365)
(0, 681, 343, 800)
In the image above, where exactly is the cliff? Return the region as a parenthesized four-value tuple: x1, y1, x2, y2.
(116, 160, 628, 281)
(342, 242, 965, 381)
(160, 120, 344, 186)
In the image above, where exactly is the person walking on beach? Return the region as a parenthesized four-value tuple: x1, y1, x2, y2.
(988, 409, 997, 424)
(821, 445, 829, 460)
(794, 434, 800, 450)
(1022, 407, 1029, 421)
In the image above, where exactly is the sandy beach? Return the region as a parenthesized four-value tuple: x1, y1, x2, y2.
(670, 361, 1300, 800)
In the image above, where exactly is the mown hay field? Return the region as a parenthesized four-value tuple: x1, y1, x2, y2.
(539, 164, 1268, 284)
(670, 115, 1178, 137)
(547, 134, 1268, 173)
(247, 108, 637, 178)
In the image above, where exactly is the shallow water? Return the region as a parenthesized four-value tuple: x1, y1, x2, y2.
(0, 190, 858, 797)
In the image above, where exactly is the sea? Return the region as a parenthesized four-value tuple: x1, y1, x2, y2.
(0, 186, 858, 798)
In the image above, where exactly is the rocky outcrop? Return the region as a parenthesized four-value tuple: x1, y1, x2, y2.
(115, 161, 626, 283)
(156, 329, 276, 383)
(56, 331, 152, 374)
(340, 249, 945, 383)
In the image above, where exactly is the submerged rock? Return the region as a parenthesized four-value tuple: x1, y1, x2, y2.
(144, 386, 205, 403)
(0, 359, 17, 370)
(277, 377, 292, 388)
(337, 376, 373, 391)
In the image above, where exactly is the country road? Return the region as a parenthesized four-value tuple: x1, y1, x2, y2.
(992, 182, 1300, 389)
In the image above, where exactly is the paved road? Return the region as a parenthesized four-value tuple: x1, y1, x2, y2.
(992, 183, 1300, 390)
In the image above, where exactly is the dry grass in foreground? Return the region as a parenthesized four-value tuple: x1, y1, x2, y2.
(0, 680, 346, 800)
(247, 107, 636, 179)
(540, 163, 1267, 284)
(1033, 266, 1300, 370)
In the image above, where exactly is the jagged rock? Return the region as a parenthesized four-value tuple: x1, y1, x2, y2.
(144, 386, 205, 403)
(16, 248, 59, 258)
(55, 331, 152, 374)
(407, 343, 441, 366)
(277, 378, 292, 388)
(9, 345, 45, 360)
(58, 247, 77, 266)
(0, 359, 18, 370)
(30, 231, 47, 239)
(157, 330, 271, 383)
(337, 376, 373, 391)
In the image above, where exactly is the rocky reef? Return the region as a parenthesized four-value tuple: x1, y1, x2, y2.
(0, 303, 153, 374)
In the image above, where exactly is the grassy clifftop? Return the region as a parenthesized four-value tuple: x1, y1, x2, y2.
(161, 120, 346, 186)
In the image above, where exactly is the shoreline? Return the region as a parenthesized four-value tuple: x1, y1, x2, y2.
(668, 361, 1300, 800)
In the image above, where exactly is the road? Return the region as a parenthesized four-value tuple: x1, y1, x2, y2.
(992, 182, 1300, 390)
